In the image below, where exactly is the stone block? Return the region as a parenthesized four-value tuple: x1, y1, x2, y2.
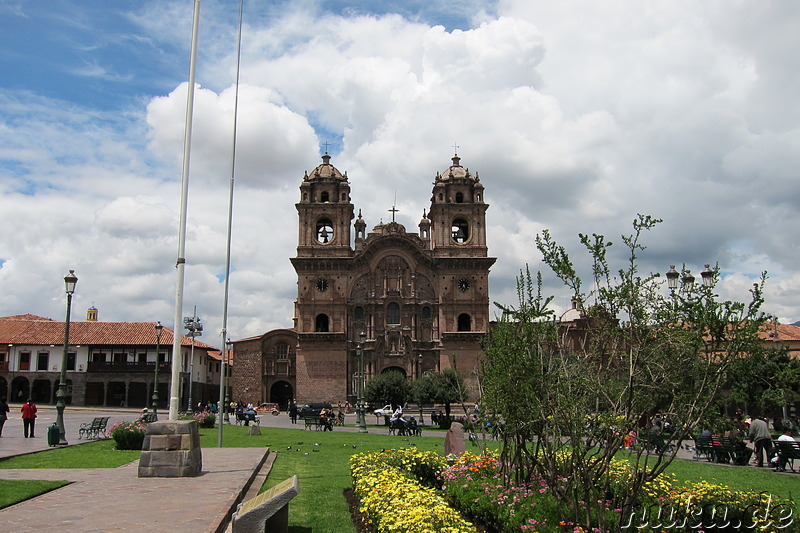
(138, 420, 202, 478)
(444, 422, 466, 457)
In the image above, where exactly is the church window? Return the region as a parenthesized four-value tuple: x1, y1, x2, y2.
(321, 191, 330, 202)
(457, 313, 471, 331)
(451, 218, 469, 243)
(387, 302, 400, 324)
(341, 193, 347, 201)
(316, 218, 334, 243)
(276, 343, 288, 360)
(455, 192, 464, 203)
(315, 314, 330, 332)
(421, 306, 431, 319)
(354, 306, 364, 320)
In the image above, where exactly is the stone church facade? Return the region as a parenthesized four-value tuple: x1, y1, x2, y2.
(231, 153, 495, 407)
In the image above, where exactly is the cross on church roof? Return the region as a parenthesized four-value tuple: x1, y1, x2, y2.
(452, 142, 460, 155)
(388, 204, 398, 222)
(322, 140, 330, 154)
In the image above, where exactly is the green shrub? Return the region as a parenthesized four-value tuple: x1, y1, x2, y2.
(194, 412, 215, 428)
(108, 421, 147, 450)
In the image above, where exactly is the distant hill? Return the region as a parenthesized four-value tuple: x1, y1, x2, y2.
(792, 321, 800, 327)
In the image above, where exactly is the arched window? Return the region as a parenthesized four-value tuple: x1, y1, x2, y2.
(276, 343, 288, 360)
(455, 192, 464, 203)
(315, 314, 329, 332)
(387, 302, 400, 324)
(316, 218, 334, 243)
(457, 313, 471, 331)
(451, 218, 469, 243)
(421, 306, 431, 320)
(321, 191, 330, 203)
(354, 306, 364, 320)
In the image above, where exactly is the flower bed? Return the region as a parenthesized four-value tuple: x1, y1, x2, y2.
(440, 453, 797, 533)
(350, 448, 477, 533)
(194, 411, 216, 428)
(108, 420, 147, 450)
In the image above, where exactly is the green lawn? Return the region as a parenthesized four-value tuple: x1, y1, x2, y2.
(0, 439, 140, 469)
(0, 479, 69, 508)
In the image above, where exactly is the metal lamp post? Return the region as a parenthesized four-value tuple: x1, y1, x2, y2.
(151, 321, 163, 420)
(56, 270, 78, 446)
(356, 331, 368, 433)
(183, 310, 202, 412)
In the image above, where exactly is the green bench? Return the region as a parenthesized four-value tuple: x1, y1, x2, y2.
(78, 416, 110, 440)
(773, 439, 800, 471)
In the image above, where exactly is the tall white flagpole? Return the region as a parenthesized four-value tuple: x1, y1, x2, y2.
(169, 0, 201, 421)
(218, 0, 245, 447)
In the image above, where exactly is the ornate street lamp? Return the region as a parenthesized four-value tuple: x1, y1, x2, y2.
(700, 264, 714, 287)
(56, 270, 77, 446)
(357, 331, 368, 433)
(666, 264, 716, 293)
(666, 266, 679, 292)
(183, 310, 203, 412)
(151, 321, 163, 420)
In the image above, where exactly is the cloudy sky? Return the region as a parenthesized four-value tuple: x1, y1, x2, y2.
(2, 0, 799, 347)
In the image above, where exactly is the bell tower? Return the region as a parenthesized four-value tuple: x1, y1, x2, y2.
(296, 153, 354, 258)
(428, 154, 488, 258)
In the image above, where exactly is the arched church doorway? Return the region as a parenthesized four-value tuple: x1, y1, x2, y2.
(269, 381, 293, 410)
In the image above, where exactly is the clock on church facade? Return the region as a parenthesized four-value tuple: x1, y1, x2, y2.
(231, 153, 496, 408)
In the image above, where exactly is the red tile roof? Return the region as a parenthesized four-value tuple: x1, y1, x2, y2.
(0, 315, 218, 350)
(759, 323, 800, 342)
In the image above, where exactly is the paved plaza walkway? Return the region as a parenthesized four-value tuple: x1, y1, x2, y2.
(0, 405, 269, 532)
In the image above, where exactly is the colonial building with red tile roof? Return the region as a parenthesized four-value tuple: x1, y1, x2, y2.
(0, 310, 224, 409)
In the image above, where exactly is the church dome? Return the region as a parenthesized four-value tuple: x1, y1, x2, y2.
(437, 154, 475, 182)
(305, 153, 347, 181)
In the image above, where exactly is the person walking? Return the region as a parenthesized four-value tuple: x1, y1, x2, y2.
(748, 415, 773, 467)
(0, 396, 9, 437)
(21, 398, 37, 438)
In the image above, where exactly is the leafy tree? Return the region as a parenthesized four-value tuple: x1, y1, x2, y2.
(414, 369, 470, 423)
(480, 214, 767, 531)
(363, 371, 409, 409)
(724, 345, 800, 419)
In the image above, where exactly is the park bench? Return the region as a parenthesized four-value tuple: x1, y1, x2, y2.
(140, 412, 157, 423)
(232, 475, 299, 533)
(303, 416, 331, 431)
(693, 434, 714, 461)
(235, 412, 260, 426)
(773, 439, 800, 472)
(78, 416, 111, 440)
(709, 434, 749, 465)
